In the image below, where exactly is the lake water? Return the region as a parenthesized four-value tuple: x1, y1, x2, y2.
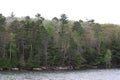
(0, 69, 120, 80)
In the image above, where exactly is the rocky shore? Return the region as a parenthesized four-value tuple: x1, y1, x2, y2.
(0, 66, 74, 71)
(0, 65, 99, 71)
(0, 65, 119, 71)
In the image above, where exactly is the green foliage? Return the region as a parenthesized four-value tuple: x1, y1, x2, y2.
(104, 49, 112, 68)
(0, 14, 6, 26)
(60, 14, 68, 24)
(72, 21, 83, 35)
(0, 58, 11, 68)
(0, 13, 119, 69)
(9, 33, 18, 67)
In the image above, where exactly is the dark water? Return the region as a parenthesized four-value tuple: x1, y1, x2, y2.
(0, 69, 120, 80)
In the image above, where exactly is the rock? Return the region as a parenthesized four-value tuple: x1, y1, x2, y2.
(41, 67, 47, 70)
(33, 68, 42, 71)
(57, 67, 68, 70)
(0, 68, 3, 71)
(11, 68, 19, 71)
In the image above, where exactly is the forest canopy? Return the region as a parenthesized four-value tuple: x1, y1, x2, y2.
(0, 13, 120, 69)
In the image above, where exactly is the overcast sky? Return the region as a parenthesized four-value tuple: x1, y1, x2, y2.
(0, 0, 120, 24)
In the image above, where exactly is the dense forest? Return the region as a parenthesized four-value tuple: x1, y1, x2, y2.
(0, 13, 120, 70)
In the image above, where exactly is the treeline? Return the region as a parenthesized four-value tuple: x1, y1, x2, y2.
(0, 13, 120, 69)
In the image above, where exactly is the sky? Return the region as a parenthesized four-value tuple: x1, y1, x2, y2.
(0, 0, 120, 24)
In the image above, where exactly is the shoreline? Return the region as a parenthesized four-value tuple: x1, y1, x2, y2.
(0, 65, 120, 71)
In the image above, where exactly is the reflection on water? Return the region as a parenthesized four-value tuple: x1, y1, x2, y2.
(0, 69, 120, 80)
